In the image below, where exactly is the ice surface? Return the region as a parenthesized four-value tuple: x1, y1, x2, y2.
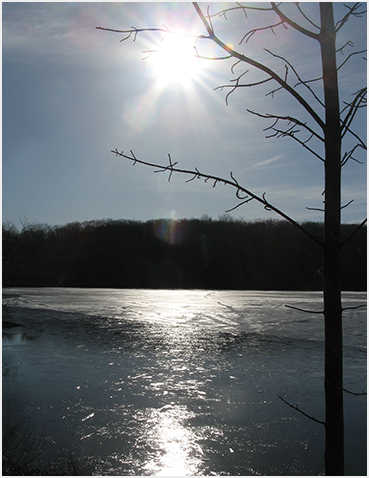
(2, 288, 367, 475)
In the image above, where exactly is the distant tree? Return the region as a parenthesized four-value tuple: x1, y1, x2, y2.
(2, 221, 20, 286)
(103, 4, 366, 472)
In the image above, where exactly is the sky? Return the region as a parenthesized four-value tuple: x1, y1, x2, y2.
(2, 2, 367, 229)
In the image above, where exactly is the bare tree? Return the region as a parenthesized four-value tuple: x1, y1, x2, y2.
(97, 3, 366, 475)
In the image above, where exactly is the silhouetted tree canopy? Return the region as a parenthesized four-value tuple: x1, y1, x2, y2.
(3, 218, 366, 291)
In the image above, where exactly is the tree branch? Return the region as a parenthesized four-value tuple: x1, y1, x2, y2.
(112, 148, 323, 247)
(95, 25, 208, 42)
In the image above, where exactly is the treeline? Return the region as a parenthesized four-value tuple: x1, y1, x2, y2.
(2, 217, 366, 290)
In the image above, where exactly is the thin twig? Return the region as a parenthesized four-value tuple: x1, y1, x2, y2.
(285, 305, 323, 314)
(264, 48, 325, 110)
(338, 49, 367, 71)
(325, 379, 367, 396)
(278, 396, 325, 426)
(342, 303, 367, 312)
(340, 199, 354, 210)
(341, 218, 367, 245)
(306, 206, 324, 212)
(295, 3, 320, 30)
(343, 388, 367, 396)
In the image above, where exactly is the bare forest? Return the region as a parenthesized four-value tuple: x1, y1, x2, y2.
(3, 218, 366, 291)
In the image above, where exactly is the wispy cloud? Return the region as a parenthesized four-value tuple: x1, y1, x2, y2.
(239, 155, 284, 174)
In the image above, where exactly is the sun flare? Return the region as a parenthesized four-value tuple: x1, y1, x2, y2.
(150, 34, 200, 86)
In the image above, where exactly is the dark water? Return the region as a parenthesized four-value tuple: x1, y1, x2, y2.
(2, 288, 367, 475)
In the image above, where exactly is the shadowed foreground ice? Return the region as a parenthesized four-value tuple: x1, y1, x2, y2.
(2, 288, 367, 475)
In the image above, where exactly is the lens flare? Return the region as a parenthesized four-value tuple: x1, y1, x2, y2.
(153, 218, 184, 245)
(122, 92, 158, 132)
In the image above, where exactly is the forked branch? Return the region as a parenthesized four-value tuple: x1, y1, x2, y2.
(341, 87, 367, 140)
(270, 3, 320, 39)
(239, 21, 287, 44)
(335, 3, 367, 33)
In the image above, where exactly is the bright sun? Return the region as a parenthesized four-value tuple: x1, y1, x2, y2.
(150, 35, 200, 86)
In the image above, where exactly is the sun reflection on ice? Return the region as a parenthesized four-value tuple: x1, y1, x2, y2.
(155, 429, 192, 477)
(142, 405, 203, 476)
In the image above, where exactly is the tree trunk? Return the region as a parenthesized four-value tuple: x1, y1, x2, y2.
(319, 3, 344, 475)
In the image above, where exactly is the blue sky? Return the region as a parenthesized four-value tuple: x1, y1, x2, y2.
(2, 2, 367, 229)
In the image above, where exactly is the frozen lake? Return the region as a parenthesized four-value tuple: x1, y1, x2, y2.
(2, 288, 367, 475)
